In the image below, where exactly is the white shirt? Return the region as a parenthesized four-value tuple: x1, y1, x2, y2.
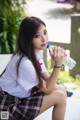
(0, 52, 47, 98)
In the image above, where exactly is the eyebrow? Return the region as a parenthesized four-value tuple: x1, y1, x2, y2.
(37, 29, 47, 34)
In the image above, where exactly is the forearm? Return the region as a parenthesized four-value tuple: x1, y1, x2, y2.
(46, 67, 61, 92)
(39, 67, 61, 94)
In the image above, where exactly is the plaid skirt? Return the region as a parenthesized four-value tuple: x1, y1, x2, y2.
(0, 87, 44, 120)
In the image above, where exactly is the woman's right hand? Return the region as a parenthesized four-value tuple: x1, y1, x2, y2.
(49, 46, 66, 66)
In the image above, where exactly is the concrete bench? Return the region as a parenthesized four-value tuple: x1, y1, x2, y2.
(0, 54, 12, 74)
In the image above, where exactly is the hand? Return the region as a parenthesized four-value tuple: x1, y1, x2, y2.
(49, 46, 66, 66)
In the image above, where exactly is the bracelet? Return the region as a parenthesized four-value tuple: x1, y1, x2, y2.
(54, 64, 63, 68)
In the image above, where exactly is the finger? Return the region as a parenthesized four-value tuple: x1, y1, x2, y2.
(57, 46, 61, 56)
(49, 49, 52, 56)
(60, 48, 66, 57)
(54, 46, 57, 56)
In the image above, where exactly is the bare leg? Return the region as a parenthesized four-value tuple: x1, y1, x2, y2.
(38, 86, 67, 120)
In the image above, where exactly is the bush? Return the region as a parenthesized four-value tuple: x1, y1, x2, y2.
(0, 0, 26, 54)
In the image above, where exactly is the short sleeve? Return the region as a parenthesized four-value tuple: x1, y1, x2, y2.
(36, 51, 48, 73)
(38, 58, 48, 73)
(17, 58, 39, 91)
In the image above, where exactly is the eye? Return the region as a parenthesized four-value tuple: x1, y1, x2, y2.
(44, 30, 47, 35)
(34, 34, 40, 38)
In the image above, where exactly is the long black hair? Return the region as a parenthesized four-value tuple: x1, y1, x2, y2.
(15, 16, 46, 82)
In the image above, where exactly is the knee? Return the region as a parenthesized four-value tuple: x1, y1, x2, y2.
(52, 87, 67, 103)
(58, 88, 67, 99)
(57, 88, 67, 104)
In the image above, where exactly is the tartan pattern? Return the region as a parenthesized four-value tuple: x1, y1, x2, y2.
(0, 87, 44, 120)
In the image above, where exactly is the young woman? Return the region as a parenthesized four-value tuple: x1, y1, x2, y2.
(0, 16, 67, 120)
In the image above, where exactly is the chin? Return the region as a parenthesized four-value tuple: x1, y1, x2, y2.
(41, 47, 46, 50)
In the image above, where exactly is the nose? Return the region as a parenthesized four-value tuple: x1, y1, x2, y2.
(41, 35, 46, 42)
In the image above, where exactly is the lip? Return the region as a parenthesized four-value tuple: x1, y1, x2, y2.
(41, 43, 47, 47)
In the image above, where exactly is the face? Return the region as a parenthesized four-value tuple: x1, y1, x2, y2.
(32, 24, 48, 52)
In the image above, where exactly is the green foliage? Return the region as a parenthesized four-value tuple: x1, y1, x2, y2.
(47, 59, 54, 74)
(47, 59, 80, 89)
(57, 71, 75, 84)
(0, 0, 26, 54)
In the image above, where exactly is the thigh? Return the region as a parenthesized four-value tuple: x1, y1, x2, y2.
(38, 85, 67, 115)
